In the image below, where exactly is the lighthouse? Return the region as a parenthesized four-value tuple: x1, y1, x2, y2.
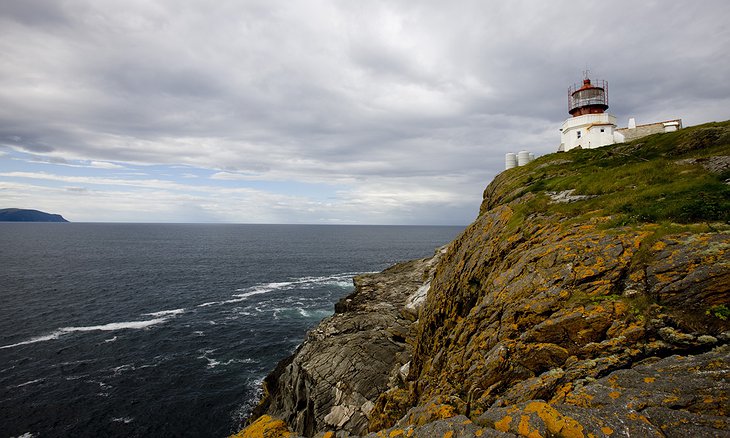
(557, 74, 624, 152)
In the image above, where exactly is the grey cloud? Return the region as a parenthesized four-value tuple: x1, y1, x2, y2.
(0, 0, 70, 27)
(1, 1, 730, 223)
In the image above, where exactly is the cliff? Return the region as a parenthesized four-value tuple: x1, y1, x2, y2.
(246, 255, 445, 436)
(237, 121, 730, 438)
(0, 208, 69, 222)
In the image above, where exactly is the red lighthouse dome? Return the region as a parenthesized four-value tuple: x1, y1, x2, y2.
(568, 77, 608, 117)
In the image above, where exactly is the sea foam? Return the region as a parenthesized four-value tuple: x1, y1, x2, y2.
(195, 273, 358, 310)
(0, 317, 171, 350)
(144, 308, 185, 317)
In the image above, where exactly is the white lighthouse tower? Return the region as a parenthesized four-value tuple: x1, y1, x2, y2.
(558, 74, 624, 152)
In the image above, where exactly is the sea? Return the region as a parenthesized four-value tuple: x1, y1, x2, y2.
(0, 223, 462, 438)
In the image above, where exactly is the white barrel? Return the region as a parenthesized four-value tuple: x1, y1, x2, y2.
(528, 152, 535, 162)
(505, 153, 517, 170)
(517, 150, 530, 166)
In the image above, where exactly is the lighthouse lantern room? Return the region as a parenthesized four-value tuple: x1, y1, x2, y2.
(558, 74, 624, 152)
(568, 78, 608, 116)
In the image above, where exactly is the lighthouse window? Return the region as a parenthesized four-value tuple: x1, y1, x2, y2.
(600, 128, 605, 133)
(577, 131, 582, 138)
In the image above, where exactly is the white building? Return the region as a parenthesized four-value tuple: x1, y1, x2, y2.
(558, 77, 625, 152)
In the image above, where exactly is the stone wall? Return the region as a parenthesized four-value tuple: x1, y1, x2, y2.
(617, 119, 682, 142)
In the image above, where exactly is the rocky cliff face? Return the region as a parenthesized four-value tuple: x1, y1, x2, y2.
(238, 122, 730, 438)
(246, 254, 444, 436)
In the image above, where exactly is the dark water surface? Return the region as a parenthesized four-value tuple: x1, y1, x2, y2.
(0, 224, 462, 438)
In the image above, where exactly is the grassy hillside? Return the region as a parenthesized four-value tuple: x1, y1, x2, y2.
(484, 120, 730, 230)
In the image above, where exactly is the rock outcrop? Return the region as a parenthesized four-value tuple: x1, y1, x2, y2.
(248, 254, 444, 436)
(240, 121, 730, 437)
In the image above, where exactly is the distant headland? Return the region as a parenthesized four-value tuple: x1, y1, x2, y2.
(0, 209, 69, 222)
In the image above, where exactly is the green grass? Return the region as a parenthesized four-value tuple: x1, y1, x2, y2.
(496, 120, 730, 229)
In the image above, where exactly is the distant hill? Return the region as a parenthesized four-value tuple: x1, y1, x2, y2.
(0, 208, 69, 222)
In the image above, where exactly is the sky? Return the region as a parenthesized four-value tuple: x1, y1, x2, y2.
(1, 1, 729, 225)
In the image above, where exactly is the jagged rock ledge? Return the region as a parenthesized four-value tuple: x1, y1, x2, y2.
(246, 249, 446, 437)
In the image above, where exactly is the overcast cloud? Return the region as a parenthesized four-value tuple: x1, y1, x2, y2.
(1, 0, 729, 224)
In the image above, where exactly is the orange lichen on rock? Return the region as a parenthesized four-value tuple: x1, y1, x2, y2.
(493, 415, 513, 432)
(662, 395, 680, 404)
(551, 383, 575, 404)
(524, 401, 586, 438)
(652, 241, 668, 251)
(396, 398, 458, 428)
(517, 414, 542, 438)
(231, 415, 293, 438)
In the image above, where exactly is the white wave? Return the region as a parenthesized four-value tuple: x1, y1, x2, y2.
(220, 297, 249, 305)
(0, 317, 170, 350)
(112, 364, 133, 375)
(197, 349, 219, 369)
(232, 273, 358, 298)
(0, 331, 65, 350)
(231, 375, 267, 423)
(330, 280, 355, 288)
(295, 307, 333, 318)
(58, 359, 96, 366)
(290, 273, 358, 284)
(203, 356, 254, 369)
(13, 433, 35, 438)
(271, 308, 285, 319)
(231, 290, 267, 299)
(196, 273, 359, 312)
(64, 318, 168, 332)
(65, 374, 87, 381)
(234, 281, 294, 295)
(144, 308, 185, 317)
(111, 417, 134, 424)
(13, 379, 43, 388)
(104, 336, 118, 343)
(293, 273, 361, 288)
(0, 365, 17, 374)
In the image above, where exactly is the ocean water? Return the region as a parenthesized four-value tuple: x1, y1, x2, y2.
(0, 224, 462, 438)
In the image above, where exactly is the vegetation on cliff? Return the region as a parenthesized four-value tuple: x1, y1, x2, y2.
(484, 121, 730, 228)
(241, 121, 730, 437)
